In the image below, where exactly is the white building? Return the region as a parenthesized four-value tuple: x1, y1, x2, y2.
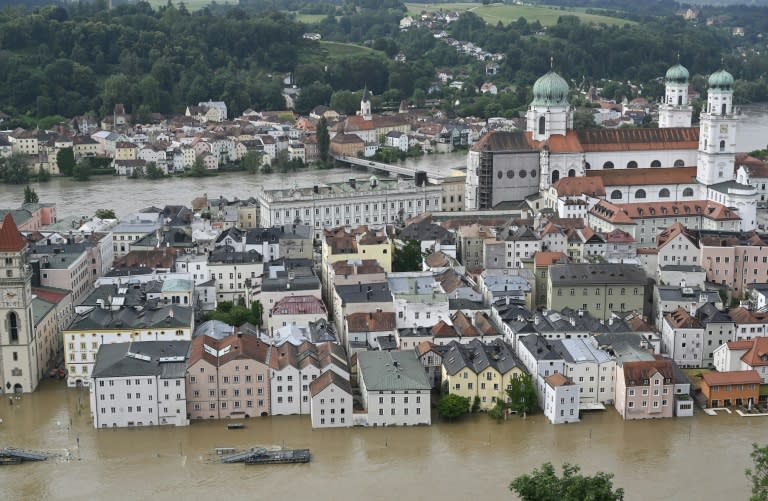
(544, 373, 580, 424)
(63, 305, 194, 387)
(515, 335, 566, 407)
(389, 272, 450, 329)
(257, 176, 442, 240)
(89, 341, 190, 428)
(269, 341, 348, 416)
(309, 370, 354, 428)
(661, 307, 705, 368)
(357, 351, 431, 426)
(559, 338, 616, 406)
(714, 337, 768, 384)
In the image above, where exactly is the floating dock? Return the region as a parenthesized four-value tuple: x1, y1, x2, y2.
(220, 447, 310, 465)
(0, 448, 48, 465)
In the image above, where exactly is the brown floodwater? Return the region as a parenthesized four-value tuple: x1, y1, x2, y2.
(0, 380, 760, 500)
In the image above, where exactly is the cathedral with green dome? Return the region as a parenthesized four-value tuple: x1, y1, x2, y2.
(465, 62, 759, 232)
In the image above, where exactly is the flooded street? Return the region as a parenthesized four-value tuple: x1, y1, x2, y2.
(0, 380, 759, 500)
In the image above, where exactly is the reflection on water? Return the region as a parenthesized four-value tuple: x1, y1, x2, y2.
(0, 380, 758, 500)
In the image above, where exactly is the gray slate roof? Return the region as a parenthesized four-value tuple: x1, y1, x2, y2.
(67, 305, 193, 330)
(549, 263, 647, 286)
(358, 351, 430, 391)
(336, 282, 392, 304)
(442, 339, 522, 376)
(91, 341, 190, 379)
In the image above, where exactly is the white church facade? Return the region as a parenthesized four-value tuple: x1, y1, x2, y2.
(465, 62, 758, 231)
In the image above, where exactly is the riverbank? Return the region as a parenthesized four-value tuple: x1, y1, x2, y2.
(0, 380, 758, 500)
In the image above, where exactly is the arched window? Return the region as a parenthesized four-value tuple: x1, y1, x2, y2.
(635, 189, 646, 199)
(538, 116, 546, 135)
(720, 140, 726, 152)
(603, 161, 614, 169)
(497, 171, 503, 179)
(674, 159, 685, 167)
(678, 96, 683, 106)
(627, 161, 638, 169)
(721, 103, 727, 115)
(659, 188, 671, 198)
(610, 190, 622, 200)
(650, 160, 661, 168)
(585, 162, 591, 170)
(568, 169, 576, 177)
(8, 312, 18, 344)
(682, 188, 694, 197)
(551, 170, 560, 184)
(704, 139, 708, 150)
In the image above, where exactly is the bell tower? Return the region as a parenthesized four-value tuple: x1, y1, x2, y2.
(659, 58, 692, 128)
(0, 213, 37, 394)
(696, 68, 738, 186)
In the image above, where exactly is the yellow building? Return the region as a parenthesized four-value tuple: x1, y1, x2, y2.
(321, 226, 393, 290)
(440, 171, 466, 212)
(115, 141, 138, 161)
(441, 339, 526, 410)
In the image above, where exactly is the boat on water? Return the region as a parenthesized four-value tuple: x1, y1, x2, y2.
(226, 423, 245, 430)
(0, 447, 48, 465)
(220, 447, 310, 465)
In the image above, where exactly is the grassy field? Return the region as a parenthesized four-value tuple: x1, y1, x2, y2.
(404, 2, 634, 27)
(298, 40, 387, 65)
(294, 13, 332, 24)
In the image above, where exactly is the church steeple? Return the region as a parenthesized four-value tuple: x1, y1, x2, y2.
(659, 58, 692, 128)
(697, 67, 737, 186)
(360, 84, 372, 119)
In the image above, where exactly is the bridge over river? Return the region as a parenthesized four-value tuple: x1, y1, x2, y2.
(331, 154, 449, 180)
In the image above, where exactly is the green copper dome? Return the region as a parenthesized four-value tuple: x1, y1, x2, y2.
(708, 69, 734, 90)
(532, 71, 569, 106)
(665, 63, 689, 84)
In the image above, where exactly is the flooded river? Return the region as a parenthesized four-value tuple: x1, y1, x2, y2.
(0, 153, 468, 220)
(0, 380, 760, 500)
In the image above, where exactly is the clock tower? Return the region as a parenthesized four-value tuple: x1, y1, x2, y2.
(0, 213, 38, 394)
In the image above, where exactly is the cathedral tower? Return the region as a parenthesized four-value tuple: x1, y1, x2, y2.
(526, 61, 572, 141)
(659, 62, 692, 128)
(696, 68, 738, 186)
(0, 213, 38, 394)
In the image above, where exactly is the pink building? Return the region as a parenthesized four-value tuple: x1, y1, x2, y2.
(615, 357, 676, 420)
(700, 233, 768, 295)
(1, 203, 57, 232)
(186, 334, 274, 420)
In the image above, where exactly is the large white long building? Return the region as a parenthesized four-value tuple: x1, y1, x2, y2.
(257, 176, 442, 239)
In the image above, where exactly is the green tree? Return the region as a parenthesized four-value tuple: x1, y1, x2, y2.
(95, 209, 116, 219)
(330, 90, 362, 115)
(72, 161, 91, 181)
(472, 395, 481, 413)
(241, 151, 261, 174)
(188, 157, 209, 177)
(507, 374, 538, 416)
(56, 147, 75, 176)
(573, 110, 599, 130)
(37, 167, 50, 182)
(144, 162, 165, 179)
(0, 154, 31, 184)
(437, 394, 470, 420)
(249, 300, 264, 329)
(317, 117, 330, 165)
(747, 443, 768, 501)
(23, 185, 38, 203)
(393, 240, 422, 272)
(510, 463, 624, 501)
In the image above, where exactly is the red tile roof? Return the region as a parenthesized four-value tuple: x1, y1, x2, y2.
(586, 166, 698, 186)
(271, 295, 327, 315)
(545, 373, 573, 387)
(534, 251, 568, 267)
(576, 127, 700, 152)
(551, 176, 605, 197)
(702, 370, 761, 386)
(0, 213, 26, 251)
(738, 337, 768, 367)
(346, 311, 396, 332)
